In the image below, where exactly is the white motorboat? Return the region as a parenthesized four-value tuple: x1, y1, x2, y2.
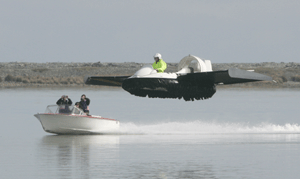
(34, 105, 120, 135)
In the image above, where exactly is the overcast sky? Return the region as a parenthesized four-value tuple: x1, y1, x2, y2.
(0, 0, 299, 63)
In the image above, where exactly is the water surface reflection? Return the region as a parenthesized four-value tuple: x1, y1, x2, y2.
(39, 135, 119, 179)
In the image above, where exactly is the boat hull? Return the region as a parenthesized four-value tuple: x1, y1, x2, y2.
(35, 114, 120, 135)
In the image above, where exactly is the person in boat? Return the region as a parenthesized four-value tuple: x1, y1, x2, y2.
(75, 101, 84, 111)
(80, 94, 90, 115)
(56, 95, 72, 113)
(153, 53, 167, 73)
(75, 102, 80, 108)
(74, 102, 84, 114)
(56, 95, 72, 105)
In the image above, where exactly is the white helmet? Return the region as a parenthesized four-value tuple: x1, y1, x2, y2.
(154, 53, 162, 60)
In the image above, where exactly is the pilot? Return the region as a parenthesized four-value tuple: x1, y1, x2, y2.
(153, 53, 167, 73)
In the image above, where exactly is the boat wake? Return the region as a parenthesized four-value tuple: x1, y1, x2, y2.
(119, 121, 300, 135)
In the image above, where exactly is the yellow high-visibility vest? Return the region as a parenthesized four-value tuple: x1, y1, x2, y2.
(152, 59, 167, 73)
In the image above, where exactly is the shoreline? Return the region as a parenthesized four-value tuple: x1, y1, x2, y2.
(1, 62, 300, 89)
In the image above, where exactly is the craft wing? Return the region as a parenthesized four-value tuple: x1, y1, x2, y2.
(84, 75, 131, 86)
(177, 68, 272, 85)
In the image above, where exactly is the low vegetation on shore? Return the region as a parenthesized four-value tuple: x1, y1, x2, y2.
(0, 62, 300, 88)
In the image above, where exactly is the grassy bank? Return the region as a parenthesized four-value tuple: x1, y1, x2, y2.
(0, 62, 300, 88)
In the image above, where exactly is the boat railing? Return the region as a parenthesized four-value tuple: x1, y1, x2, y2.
(45, 105, 86, 115)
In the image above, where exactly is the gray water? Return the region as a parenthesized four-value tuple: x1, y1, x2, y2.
(0, 87, 299, 179)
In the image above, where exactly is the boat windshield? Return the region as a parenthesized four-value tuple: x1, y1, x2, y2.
(45, 105, 85, 115)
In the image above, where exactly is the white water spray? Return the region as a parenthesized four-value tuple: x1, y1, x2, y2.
(119, 121, 300, 135)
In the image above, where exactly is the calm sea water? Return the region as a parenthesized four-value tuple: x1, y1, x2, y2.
(0, 87, 299, 179)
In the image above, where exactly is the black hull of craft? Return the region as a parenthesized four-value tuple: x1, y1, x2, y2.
(122, 78, 216, 101)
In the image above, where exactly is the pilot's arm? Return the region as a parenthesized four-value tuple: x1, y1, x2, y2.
(156, 60, 167, 73)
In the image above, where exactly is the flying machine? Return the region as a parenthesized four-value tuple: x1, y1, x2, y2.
(84, 55, 272, 101)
